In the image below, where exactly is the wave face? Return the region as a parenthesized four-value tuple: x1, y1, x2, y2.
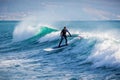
(0, 21, 120, 80)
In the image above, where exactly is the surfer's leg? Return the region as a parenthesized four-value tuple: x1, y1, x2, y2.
(58, 37, 63, 47)
(64, 36, 68, 45)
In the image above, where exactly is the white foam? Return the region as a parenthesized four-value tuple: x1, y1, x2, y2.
(0, 58, 44, 68)
(0, 59, 30, 67)
(12, 16, 55, 42)
(52, 31, 120, 68)
(13, 18, 40, 42)
(39, 31, 60, 43)
(87, 39, 120, 68)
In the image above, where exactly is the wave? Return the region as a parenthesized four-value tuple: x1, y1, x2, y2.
(39, 30, 120, 68)
(38, 28, 120, 68)
(75, 32, 120, 68)
(39, 31, 60, 43)
(86, 38, 120, 68)
(11, 20, 120, 69)
(1, 20, 120, 80)
(13, 24, 57, 42)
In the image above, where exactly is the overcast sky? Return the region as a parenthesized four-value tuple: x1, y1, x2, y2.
(0, 0, 120, 20)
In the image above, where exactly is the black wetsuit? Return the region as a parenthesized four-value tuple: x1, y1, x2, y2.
(58, 29, 70, 47)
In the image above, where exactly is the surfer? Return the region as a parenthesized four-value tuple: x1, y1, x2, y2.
(58, 26, 71, 47)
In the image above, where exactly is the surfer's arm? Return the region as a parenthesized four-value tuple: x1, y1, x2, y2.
(67, 30, 71, 37)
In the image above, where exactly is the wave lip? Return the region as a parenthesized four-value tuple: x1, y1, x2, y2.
(13, 23, 57, 42)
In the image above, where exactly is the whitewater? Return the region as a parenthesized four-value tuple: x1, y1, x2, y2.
(0, 20, 120, 80)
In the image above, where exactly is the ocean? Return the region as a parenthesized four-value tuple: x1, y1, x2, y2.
(0, 20, 120, 80)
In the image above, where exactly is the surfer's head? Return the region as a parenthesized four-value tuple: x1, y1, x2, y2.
(64, 26, 66, 29)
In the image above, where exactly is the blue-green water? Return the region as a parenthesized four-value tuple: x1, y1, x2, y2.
(0, 20, 120, 80)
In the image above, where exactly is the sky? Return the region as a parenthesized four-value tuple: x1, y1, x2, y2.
(0, 0, 120, 20)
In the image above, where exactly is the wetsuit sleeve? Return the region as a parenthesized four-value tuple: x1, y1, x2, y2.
(66, 29, 71, 36)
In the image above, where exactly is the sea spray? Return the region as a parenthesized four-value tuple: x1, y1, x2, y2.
(13, 17, 57, 42)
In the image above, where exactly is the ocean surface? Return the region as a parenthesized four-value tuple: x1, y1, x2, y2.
(0, 20, 120, 80)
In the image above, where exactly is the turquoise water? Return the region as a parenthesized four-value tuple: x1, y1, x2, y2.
(0, 21, 120, 80)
